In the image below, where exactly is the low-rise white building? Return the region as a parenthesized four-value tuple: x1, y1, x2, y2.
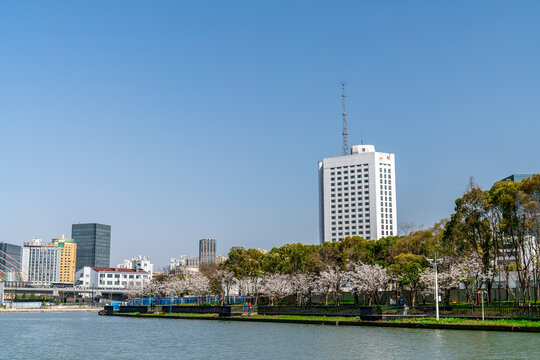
(75, 266, 150, 289)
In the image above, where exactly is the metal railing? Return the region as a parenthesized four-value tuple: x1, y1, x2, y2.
(379, 304, 540, 318)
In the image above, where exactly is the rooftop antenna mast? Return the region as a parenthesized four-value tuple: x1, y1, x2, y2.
(341, 83, 349, 155)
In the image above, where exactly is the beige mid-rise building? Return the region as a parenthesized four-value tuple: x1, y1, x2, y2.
(52, 237, 77, 283)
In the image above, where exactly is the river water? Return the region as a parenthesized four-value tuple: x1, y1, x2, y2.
(1, 312, 537, 359)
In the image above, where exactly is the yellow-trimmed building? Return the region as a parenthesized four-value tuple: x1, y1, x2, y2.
(51, 237, 77, 283)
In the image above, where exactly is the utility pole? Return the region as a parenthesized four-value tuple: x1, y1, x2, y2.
(427, 256, 443, 321)
(341, 83, 349, 156)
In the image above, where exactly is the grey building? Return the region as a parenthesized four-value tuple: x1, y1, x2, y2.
(501, 174, 534, 182)
(0, 242, 22, 281)
(72, 223, 111, 271)
(199, 238, 216, 264)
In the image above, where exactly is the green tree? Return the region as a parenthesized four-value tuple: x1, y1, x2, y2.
(224, 248, 264, 303)
(389, 253, 427, 306)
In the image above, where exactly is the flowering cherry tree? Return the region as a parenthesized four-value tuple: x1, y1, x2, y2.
(420, 260, 466, 305)
(188, 273, 211, 304)
(261, 273, 292, 306)
(237, 277, 257, 302)
(123, 281, 143, 304)
(290, 272, 316, 306)
(460, 252, 484, 304)
(169, 276, 190, 302)
(316, 267, 345, 305)
(348, 261, 390, 306)
(141, 279, 163, 299)
(212, 269, 236, 305)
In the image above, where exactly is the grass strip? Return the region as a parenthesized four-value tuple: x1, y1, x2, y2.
(390, 317, 540, 327)
(112, 313, 540, 332)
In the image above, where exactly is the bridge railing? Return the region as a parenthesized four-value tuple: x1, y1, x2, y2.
(3, 281, 35, 288)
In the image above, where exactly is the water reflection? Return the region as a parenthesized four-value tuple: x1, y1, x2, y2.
(1, 313, 537, 360)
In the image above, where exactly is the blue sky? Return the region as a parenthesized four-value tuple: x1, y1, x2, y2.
(1, 1, 539, 268)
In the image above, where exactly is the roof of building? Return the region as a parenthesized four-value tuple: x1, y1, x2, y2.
(501, 174, 534, 182)
(91, 267, 148, 274)
(351, 144, 376, 153)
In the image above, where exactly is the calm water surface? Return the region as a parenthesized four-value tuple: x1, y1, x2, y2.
(1, 312, 538, 359)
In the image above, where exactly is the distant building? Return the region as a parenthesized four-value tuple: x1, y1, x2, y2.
(51, 236, 77, 283)
(497, 173, 538, 268)
(199, 238, 216, 264)
(21, 239, 61, 285)
(75, 266, 150, 289)
(230, 246, 267, 255)
(72, 223, 111, 271)
(501, 174, 534, 182)
(169, 255, 199, 274)
(186, 256, 200, 268)
(0, 242, 22, 281)
(168, 257, 182, 272)
(117, 256, 154, 278)
(169, 238, 226, 273)
(319, 144, 397, 242)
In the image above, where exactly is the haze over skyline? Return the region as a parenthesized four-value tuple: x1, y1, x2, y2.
(1, 1, 540, 268)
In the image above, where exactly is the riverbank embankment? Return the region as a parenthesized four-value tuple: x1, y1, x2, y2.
(1, 307, 101, 313)
(111, 312, 540, 332)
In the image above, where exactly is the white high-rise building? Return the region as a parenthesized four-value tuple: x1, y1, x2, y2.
(319, 145, 397, 243)
(21, 238, 61, 285)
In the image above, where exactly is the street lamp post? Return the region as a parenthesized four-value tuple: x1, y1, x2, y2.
(480, 273, 490, 321)
(169, 289, 175, 313)
(481, 284, 485, 321)
(427, 256, 443, 321)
